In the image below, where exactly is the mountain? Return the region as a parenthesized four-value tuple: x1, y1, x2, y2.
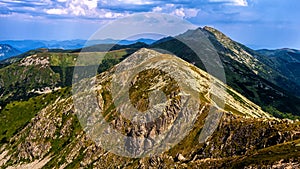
(2, 48, 300, 168)
(1, 28, 300, 168)
(0, 44, 22, 61)
(151, 27, 300, 118)
(256, 48, 300, 86)
(2, 27, 300, 118)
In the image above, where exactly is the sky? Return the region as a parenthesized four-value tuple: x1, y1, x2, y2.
(0, 0, 300, 49)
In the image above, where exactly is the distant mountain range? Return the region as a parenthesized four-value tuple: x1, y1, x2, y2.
(0, 38, 156, 53)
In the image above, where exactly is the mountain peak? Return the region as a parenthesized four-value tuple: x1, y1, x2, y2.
(114, 48, 271, 119)
(202, 26, 234, 46)
(203, 26, 222, 33)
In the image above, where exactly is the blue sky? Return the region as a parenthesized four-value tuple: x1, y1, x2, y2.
(0, 0, 299, 49)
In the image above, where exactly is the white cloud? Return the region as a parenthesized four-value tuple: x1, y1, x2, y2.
(44, 0, 127, 19)
(172, 8, 185, 17)
(152, 4, 199, 18)
(1, 0, 248, 21)
(46, 8, 68, 15)
(103, 11, 127, 18)
(171, 8, 199, 18)
(233, 0, 248, 6)
(114, 0, 153, 5)
(209, 0, 248, 6)
(66, 0, 98, 16)
(152, 6, 162, 12)
(166, 4, 175, 8)
(99, 0, 153, 6)
(45, 0, 101, 17)
(83, 0, 98, 9)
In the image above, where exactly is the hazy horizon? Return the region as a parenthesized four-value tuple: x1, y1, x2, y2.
(0, 0, 300, 49)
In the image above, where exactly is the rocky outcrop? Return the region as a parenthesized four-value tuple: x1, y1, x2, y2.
(19, 54, 50, 68)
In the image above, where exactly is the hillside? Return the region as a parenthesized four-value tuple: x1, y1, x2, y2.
(257, 48, 300, 86)
(0, 48, 134, 109)
(2, 48, 299, 168)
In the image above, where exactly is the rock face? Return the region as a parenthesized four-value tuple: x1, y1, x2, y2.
(0, 49, 300, 168)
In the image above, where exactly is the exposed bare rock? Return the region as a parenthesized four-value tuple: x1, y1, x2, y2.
(20, 55, 50, 68)
(176, 153, 186, 162)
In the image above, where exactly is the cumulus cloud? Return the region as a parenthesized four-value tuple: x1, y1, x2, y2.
(43, 0, 128, 19)
(45, 0, 99, 16)
(151, 4, 199, 18)
(0, 0, 247, 20)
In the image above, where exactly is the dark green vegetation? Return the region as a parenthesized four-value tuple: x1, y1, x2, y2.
(0, 47, 138, 110)
(230, 139, 300, 168)
(0, 87, 71, 145)
(257, 48, 300, 86)
(0, 60, 60, 107)
(222, 56, 300, 118)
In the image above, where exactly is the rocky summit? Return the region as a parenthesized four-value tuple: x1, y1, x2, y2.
(1, 48, 300, 168)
